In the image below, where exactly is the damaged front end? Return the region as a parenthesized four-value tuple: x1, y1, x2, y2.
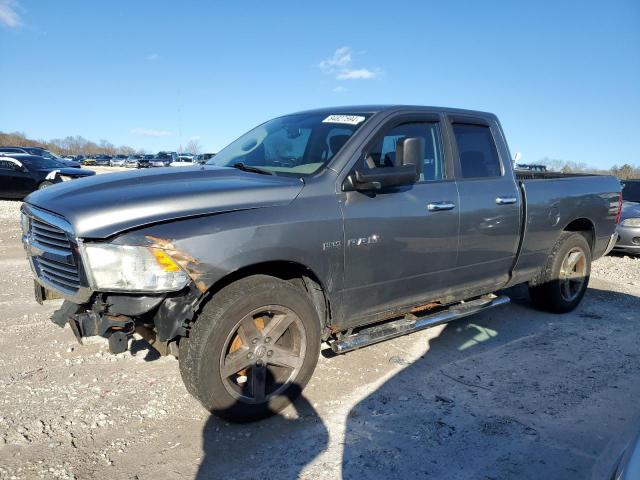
(22, 204, 207, 355)
(50, 285, 203, 354)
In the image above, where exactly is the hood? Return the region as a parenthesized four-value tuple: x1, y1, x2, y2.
(621, 201, 640, 221)
(26, 166, 304, 238)
(40, 167, 95, 179)
(59, 161, 81, 168)
(55, 167, 95, 176)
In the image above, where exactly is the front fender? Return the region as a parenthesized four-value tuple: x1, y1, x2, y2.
(112, 199, 344, 303)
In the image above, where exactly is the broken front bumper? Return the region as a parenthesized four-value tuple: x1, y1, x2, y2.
(49, 284, 203, 353)
(22, 204, 205, 352)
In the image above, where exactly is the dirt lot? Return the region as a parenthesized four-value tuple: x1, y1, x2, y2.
(0, 194, 639, 480)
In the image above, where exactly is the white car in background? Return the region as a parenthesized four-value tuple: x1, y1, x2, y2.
(170, 154, 195, 167)
(110, 155, 128, 167)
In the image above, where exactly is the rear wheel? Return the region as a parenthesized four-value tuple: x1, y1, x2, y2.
(179, 275, 321, 422)
(529, 231, 591, 313)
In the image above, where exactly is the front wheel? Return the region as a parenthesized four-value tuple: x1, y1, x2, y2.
(529, 231, 591, 313)
(179, 275, 321, 422)
(38, 181, 54, 190)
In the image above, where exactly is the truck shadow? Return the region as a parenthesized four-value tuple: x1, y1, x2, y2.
(195, 384, 328, 480)
(192, 284, 639, 479)
(339, 285, 640, 479)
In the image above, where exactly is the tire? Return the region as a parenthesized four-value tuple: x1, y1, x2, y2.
(179, 275, 321, 422)
(528, 231, 591, 313)
(38, 181, 54, 190)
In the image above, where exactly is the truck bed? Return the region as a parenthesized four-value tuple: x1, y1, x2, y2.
(510, 173, 621, 285)
(515, 171, 598, 181)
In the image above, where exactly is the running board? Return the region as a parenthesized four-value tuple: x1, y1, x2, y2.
(330, 295, 510, 354)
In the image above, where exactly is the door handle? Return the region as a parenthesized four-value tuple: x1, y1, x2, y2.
(495, 196, 517, 205)
(427, 201, 456, 212)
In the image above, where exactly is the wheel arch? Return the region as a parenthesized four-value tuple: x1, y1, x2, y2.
(204, 261, 332, 336)
(563, 217, 595, 252)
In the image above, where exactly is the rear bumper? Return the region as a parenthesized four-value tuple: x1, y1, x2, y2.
(603, 232, 619, 256)
(614, 225, 640, 254)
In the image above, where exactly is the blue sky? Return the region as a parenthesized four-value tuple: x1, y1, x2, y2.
(0, 0, 638, 168)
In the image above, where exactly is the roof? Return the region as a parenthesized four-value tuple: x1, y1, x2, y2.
(289, 104, 496, 118)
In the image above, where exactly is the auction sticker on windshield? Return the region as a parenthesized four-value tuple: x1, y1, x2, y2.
(322, 115, 366, 125)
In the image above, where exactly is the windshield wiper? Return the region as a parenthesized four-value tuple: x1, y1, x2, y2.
(231, 162, 275, 176)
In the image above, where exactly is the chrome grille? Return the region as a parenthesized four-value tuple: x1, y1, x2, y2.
(31, 218, 72, 251)
(35, 256, 81, 291)
(27, 216, 81, 294)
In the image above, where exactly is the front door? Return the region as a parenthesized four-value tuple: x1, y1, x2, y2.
(339, 119, 460, 325)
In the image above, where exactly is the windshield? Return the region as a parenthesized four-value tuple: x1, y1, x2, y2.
(22, 157, 66, 169)
(24, 148, 60, 159)
(622, 180, 640, 202)
(206, 112, 371, 176)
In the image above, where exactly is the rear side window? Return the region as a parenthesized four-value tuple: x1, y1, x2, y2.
(453, 124, 502, 178)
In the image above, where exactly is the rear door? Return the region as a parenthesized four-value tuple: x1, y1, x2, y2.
(339, 114, 460, 325)
(448, 116, 521, 292)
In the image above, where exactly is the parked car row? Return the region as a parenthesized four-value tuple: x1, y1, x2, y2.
(1, 147, 218, 170)
(67, 151, 216, 169)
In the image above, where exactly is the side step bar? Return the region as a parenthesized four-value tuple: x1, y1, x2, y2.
(330, 294, 510, 354)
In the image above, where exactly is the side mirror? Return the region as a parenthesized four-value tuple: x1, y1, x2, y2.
(344, 136, 424, 191)
(396, 137, 424, 177)
(349, 164, 418, 191)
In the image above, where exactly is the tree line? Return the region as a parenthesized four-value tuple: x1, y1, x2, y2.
(0, 131, 203, 157)
(537, 157, 639, 179)
(1, 129, 636, 177)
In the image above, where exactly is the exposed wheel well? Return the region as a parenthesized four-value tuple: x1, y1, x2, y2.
(206, 261, 331, 334)
(563, 218, 595, 251)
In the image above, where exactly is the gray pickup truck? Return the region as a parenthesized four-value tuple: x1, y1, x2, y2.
(21, 105, 622, 422)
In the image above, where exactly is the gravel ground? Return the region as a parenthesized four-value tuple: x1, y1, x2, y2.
(592, 254, 640, 285)
(0, 197, 639, 480)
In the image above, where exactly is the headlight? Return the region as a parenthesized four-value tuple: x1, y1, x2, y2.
(20, 213, 30, 234)
(81, 244, 189, 292)
(60, 175, 73, 182)
(621, 218, 640, 227)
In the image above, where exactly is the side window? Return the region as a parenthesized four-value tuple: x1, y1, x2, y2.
(366, 122, 444, 181)
(0, 160, 17, 170)
(452, 124, 502, 178)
